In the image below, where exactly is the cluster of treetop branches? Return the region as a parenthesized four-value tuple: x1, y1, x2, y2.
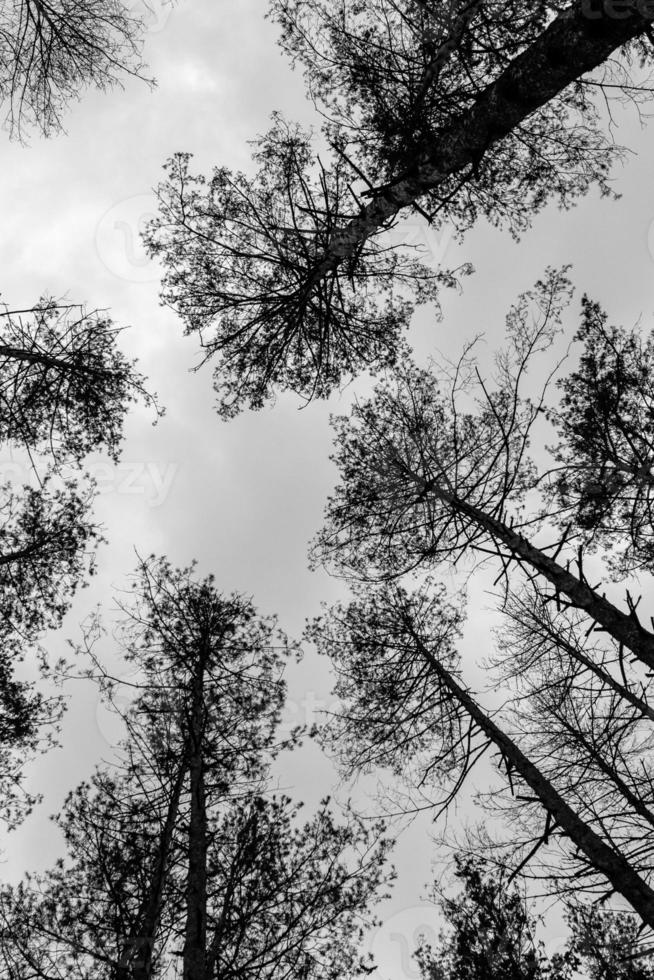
(4, 0, 654, 978)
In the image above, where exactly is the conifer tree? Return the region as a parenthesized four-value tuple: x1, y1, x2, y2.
(307, 274, 654, 928)
(0, 0, 156, 138)
(0, 557, 392, 979)
(145, 1, 654, 415)
(0, 300, 156, 827)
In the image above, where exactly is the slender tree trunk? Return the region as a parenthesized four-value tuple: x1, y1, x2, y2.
(183, 649, 209, 980)
(117, 762, 186, 980)
(0, 344, 112, 377)
(407, 623, 654, 928)
(183, 752, 208, 980)
(205, 862, 239, 979)
(514, 597, 654, 723)
(411, 0, 485, 108)
(553, 713, 654, 831)
(418, 476, 654, 672)
(205, 807, 258, 977)
(304, 1, 654, 286)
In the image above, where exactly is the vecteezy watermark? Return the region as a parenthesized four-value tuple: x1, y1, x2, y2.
(95, 194, 159, 283)
(89, 461, 178, 508)
(384, 218, 453, 268)
(0, 460, 178, 508)
(368, 905, 441, 979)
(277, 691, 342, 735)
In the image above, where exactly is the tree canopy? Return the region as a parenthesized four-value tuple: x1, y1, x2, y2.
(306, 273, 654, 932)
(0, 299, 156, 464)
(145, 0, 654, 415)
(415, 854, 654, 980)
(0, 558, 392, 980)
(0, 298, 157, 827)
(416, 855, 573, 980)
(0, 0, 154, 139)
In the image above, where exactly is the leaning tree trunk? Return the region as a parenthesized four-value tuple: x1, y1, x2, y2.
(417, 474, 654, 673)
(407, 622, 654, 929)
(508, 593, 654, 723)
(303, 1, 654, 287)
(553, 712, 654, 833)
(116, 761, 186, 980)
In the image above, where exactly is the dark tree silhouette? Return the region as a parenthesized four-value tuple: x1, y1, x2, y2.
(307, 274, 654, 929)
(0, 300, 156, 827)
(145, 0, 654, 415)
(0, 557, 392, 980)
(144, 122, 458, 418)
(0, 0, 154, 138)
(545, 298, 654, 576)
(102, 555, 294, 980)
(414, 854, 654, 980)
(568, 904, 654, 979)
(0, 298, 156, 463)
(313, 272, 654, 673)
(415, 854, 575, 980)
(307, 577, 654, 928)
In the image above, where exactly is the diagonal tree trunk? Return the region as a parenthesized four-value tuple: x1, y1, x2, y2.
(415, 474, 654, 673)
(115, 761, 186, 980)
(303, 1, 654, 289)
(551, 711, 654, 832)
(506, 592, 654, 723)
(0, 344, 114, 377)
(405, 619, 654, 929)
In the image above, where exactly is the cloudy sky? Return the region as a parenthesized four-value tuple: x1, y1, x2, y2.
(2, 1, 654, 974)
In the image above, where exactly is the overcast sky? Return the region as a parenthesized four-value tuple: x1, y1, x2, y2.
(2, 1, 654, 975)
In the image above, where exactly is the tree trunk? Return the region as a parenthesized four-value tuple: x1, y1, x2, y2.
(553, 713, 654, 832)
(0, 343, 113, 377)
(511, 595, 654, 723)
(409, 625, 654, 929)
(421, 477, 654, 673)
(183, 649, 209, 980)
(118, 762, 186, 980)
(304, 1, 654, 286)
